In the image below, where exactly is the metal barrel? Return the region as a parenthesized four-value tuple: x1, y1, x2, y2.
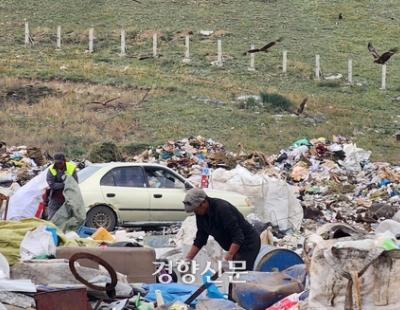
(253, 245, 303, 272)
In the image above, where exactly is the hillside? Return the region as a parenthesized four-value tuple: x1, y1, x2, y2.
(0, 0, 399, 161)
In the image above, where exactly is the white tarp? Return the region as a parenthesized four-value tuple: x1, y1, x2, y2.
(339, 143, 371, 172)
(6, 169, 48, 220)
(210, 165, 303, 231)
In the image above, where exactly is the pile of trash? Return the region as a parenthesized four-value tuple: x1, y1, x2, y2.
(1, 135, 400, 309)
(268, 137, 400, 231)
(132, 135, 399, 232)
(0, 144, 47, 196)
(133, 136, 269, 177)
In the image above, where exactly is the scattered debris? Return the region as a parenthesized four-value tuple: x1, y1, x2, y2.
(1, 134, 400, 309)
(199, 30, 214, 37)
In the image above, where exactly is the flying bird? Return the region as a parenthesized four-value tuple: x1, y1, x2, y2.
(368, 42, 398, 64)
(243, 37, 283, 55)
(295, 98, 308, 115)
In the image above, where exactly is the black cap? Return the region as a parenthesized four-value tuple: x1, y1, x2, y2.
(54, 152, 66, 163)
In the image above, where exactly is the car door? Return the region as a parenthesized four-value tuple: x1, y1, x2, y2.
(144, 166, 187, 222)
(100, 166, 150, 223)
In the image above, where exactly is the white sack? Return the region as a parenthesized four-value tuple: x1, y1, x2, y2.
(261, 177, 303, 231)
(6, 169, 48, 220)
(210, 165, 303, 231)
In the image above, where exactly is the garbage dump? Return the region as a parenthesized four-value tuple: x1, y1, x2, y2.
(0, 135, 399, 309)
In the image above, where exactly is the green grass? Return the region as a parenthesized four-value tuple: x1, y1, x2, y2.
(0, 0, 400, 162)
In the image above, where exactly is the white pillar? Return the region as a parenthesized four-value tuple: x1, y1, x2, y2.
(56, 26, 61, 49)
(88, 28, 94, 53)
(347, 59, 352, 84)
(248, 44, 255, 71)
(120, 29, 126, 56)
(183, 35, 190, 63)
(24, 20, 30, 47)
(315, 54, 320, 80)
(283, 50, 288, 73)
(217, 39, 223, 67)
(381, 64, 387, 90)
(153, 33, 158, 58)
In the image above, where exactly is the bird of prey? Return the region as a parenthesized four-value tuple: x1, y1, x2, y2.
(368, 42, 398, 64)
(295, 98, 308, 115)
(243, 37, 283, 55)
(338, 13, 343, 20)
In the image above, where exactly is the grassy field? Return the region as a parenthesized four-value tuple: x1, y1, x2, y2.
(0, 0, 399, 162)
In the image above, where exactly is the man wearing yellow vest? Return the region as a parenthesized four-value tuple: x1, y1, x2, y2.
(46, 153, 78, 219)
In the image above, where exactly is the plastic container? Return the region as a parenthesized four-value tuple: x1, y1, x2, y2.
(45, 226, 59, 246)
(91, 227, 115, 242)
(201, 165, 209, 188)
(253, 245, 304, 272)
(77, 226, 97, 238)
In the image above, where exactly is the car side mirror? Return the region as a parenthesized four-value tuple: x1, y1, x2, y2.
(184, 181, 193, 190)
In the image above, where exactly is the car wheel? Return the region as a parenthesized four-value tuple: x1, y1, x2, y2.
(86, 205, 117, 231)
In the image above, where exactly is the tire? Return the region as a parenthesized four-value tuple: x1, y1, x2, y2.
(86, 205, 117, 231)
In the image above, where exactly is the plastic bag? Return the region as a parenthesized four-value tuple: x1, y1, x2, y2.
(7, 169, 48, 220)
(19, 225, 56, 260)
(339, 144, 371, 172)
(201, 271, 226, 299)
(0, 253, 9, 279)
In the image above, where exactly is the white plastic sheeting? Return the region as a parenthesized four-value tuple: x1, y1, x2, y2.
(174, 215, 225, 286)
(0, 254, 9, 280)
(339, 143, 371, 172)
(261, 176, 303, 231)
(19, 225, 56, 261)
(375, 219, 400, 237)
(210, 165, 303, 231)
(6, 169, 48, 220)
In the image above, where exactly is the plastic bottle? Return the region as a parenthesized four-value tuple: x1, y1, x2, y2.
(201, 164, 209, 188)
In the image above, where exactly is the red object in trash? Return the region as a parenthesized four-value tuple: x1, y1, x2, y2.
(201, 175, 209, 188)
(35, 201, 45, 218)
(35, 189, 50, 219)
(265, 294, 299, 310)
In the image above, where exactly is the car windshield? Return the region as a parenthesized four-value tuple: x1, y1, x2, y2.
(78, 165, 102, 183)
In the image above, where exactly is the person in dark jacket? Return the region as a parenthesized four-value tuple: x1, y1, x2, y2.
(46, 153, 78, 219)
(184, 188, 261, 271)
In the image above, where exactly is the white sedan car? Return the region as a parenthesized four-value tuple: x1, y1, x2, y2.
(78, 163, 254, 230)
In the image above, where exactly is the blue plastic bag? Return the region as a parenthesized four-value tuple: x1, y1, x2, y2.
(143, 283, 198, 305)
(201, 271, 226, 299)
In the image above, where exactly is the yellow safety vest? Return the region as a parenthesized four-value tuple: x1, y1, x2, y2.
(49, 162, 76, 177)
